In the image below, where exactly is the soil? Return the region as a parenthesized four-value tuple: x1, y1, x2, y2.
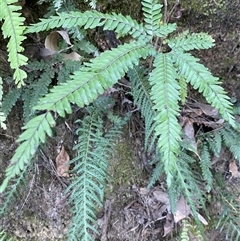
(1, 1, 240, 241)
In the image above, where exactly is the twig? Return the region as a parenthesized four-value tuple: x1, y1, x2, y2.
(18, 164, 37, 214)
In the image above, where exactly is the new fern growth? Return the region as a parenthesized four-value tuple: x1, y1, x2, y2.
(0, 0, 237, 240)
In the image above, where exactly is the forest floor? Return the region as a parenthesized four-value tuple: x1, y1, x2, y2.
(1, 1, 240, 240)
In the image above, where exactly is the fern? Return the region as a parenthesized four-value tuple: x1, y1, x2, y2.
(25, 10, 148, 40)
(168, 31, 215, 51)
(53, 0, 64, 12)
(179, 75, 188, 105)
(23, 71, 53, 121)
(0, 1, 237, 240)
(179, 219, 204, 241)
(0, 112, 55, 192)
(171, 51, 235, 127)
(0, 229, 13, 241)
(66, 97, 126, 241)
(0, 0, 28, 87)
(214, 177, 240, 241)
(179, 219, 190, 241)
(172, 150, 206, 238)
(34, 41, 153, 115)
(216, 197, 240, 241)
(142, 0, 163, 37)
(67, 27, 99, 56)
(208, 131, 222, 155)
(220, 125, 240, 161)
(2, 87, 22, 117)
(149, 52, 181, 187)
(0, 161, 31, 216)
(84, 0, 97, 9)
(128, 67, 157, 153)
(199, 143, 213, 192)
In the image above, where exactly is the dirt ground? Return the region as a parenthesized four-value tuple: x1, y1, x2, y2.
(1, 1, 240, 240)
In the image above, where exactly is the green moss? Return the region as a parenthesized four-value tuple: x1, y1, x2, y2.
(107, 136, 147, 193)
(181, 0, 226, 16)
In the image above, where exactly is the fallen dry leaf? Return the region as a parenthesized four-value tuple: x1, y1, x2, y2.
(63, 52, 82, 61)
(43, 30, 82, 61)
(163, 213, 174, 236)
(45, 30, 72, 52)
(229, 160, 240, 178)
(55, 145, 70, 177)
(183, 119, 198, 153)
(191, 102, 219, 118)
(153, 190, 170, 205)
(174, 196, 191, 223)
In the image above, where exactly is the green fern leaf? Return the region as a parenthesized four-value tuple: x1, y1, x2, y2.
(66, 97, 126, 241)
(168, 31, 215, 51)
(208, 131, 222, 155)
(216, 188, 240, 241)
(128, 67, 157, 152)
(179, 75, 188, 104)
(25, 10, 147, 40)
(0, 112, 55, 193)
(220, 126, 240, 161)
(148, 153, 163, 187)
(155, 23, 176, 37)
(171, 51, 236, 127)
(172, 151, 206, 233)
(2, 86, 22, 117)
(149, 53, 181, 187)
(0, 0, 28, 87)
(200, 143, 213, 192)
(34, 42, 153, 117)
(142, 0, 162, 36)
(0, 229, 13, 241)
(0, 160, 31, 216)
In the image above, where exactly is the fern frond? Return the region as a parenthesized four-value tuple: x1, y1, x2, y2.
(179, 75, 187, 104)
(53, 0, 64, 11)
(66, 25, 99, 55)
(0, 0, 28, 87)
(207, 131, 222, 155)
(0, 160, 31, 216)
(142, 0, 162, 37)
(0, 229, 13, 241)
(84, 0, 97, 9)
(34, 42, 153, 117)
(155, 23, 176, 38)
(149, 53, 181, 187)
(220, 126, 240, 161)
(147, 153, 163, 187)
(0, 112, 55, 192)
(216, 191, 240, 241)
(199, 143, 212, 192)
(25, 11, 147, 40)
(128, 67, 157, 153)
(56, 60, 81, 83)
(171, 51, 235, 127)
(2, 87, 22, 117)
(172, 151, 206, 231)
(66, 97, 126, 241)
(168, 31, 214, 51)
(179, 219, 204, 241)
(22, 72, 53, 122)
(180, 219, 190, 241)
